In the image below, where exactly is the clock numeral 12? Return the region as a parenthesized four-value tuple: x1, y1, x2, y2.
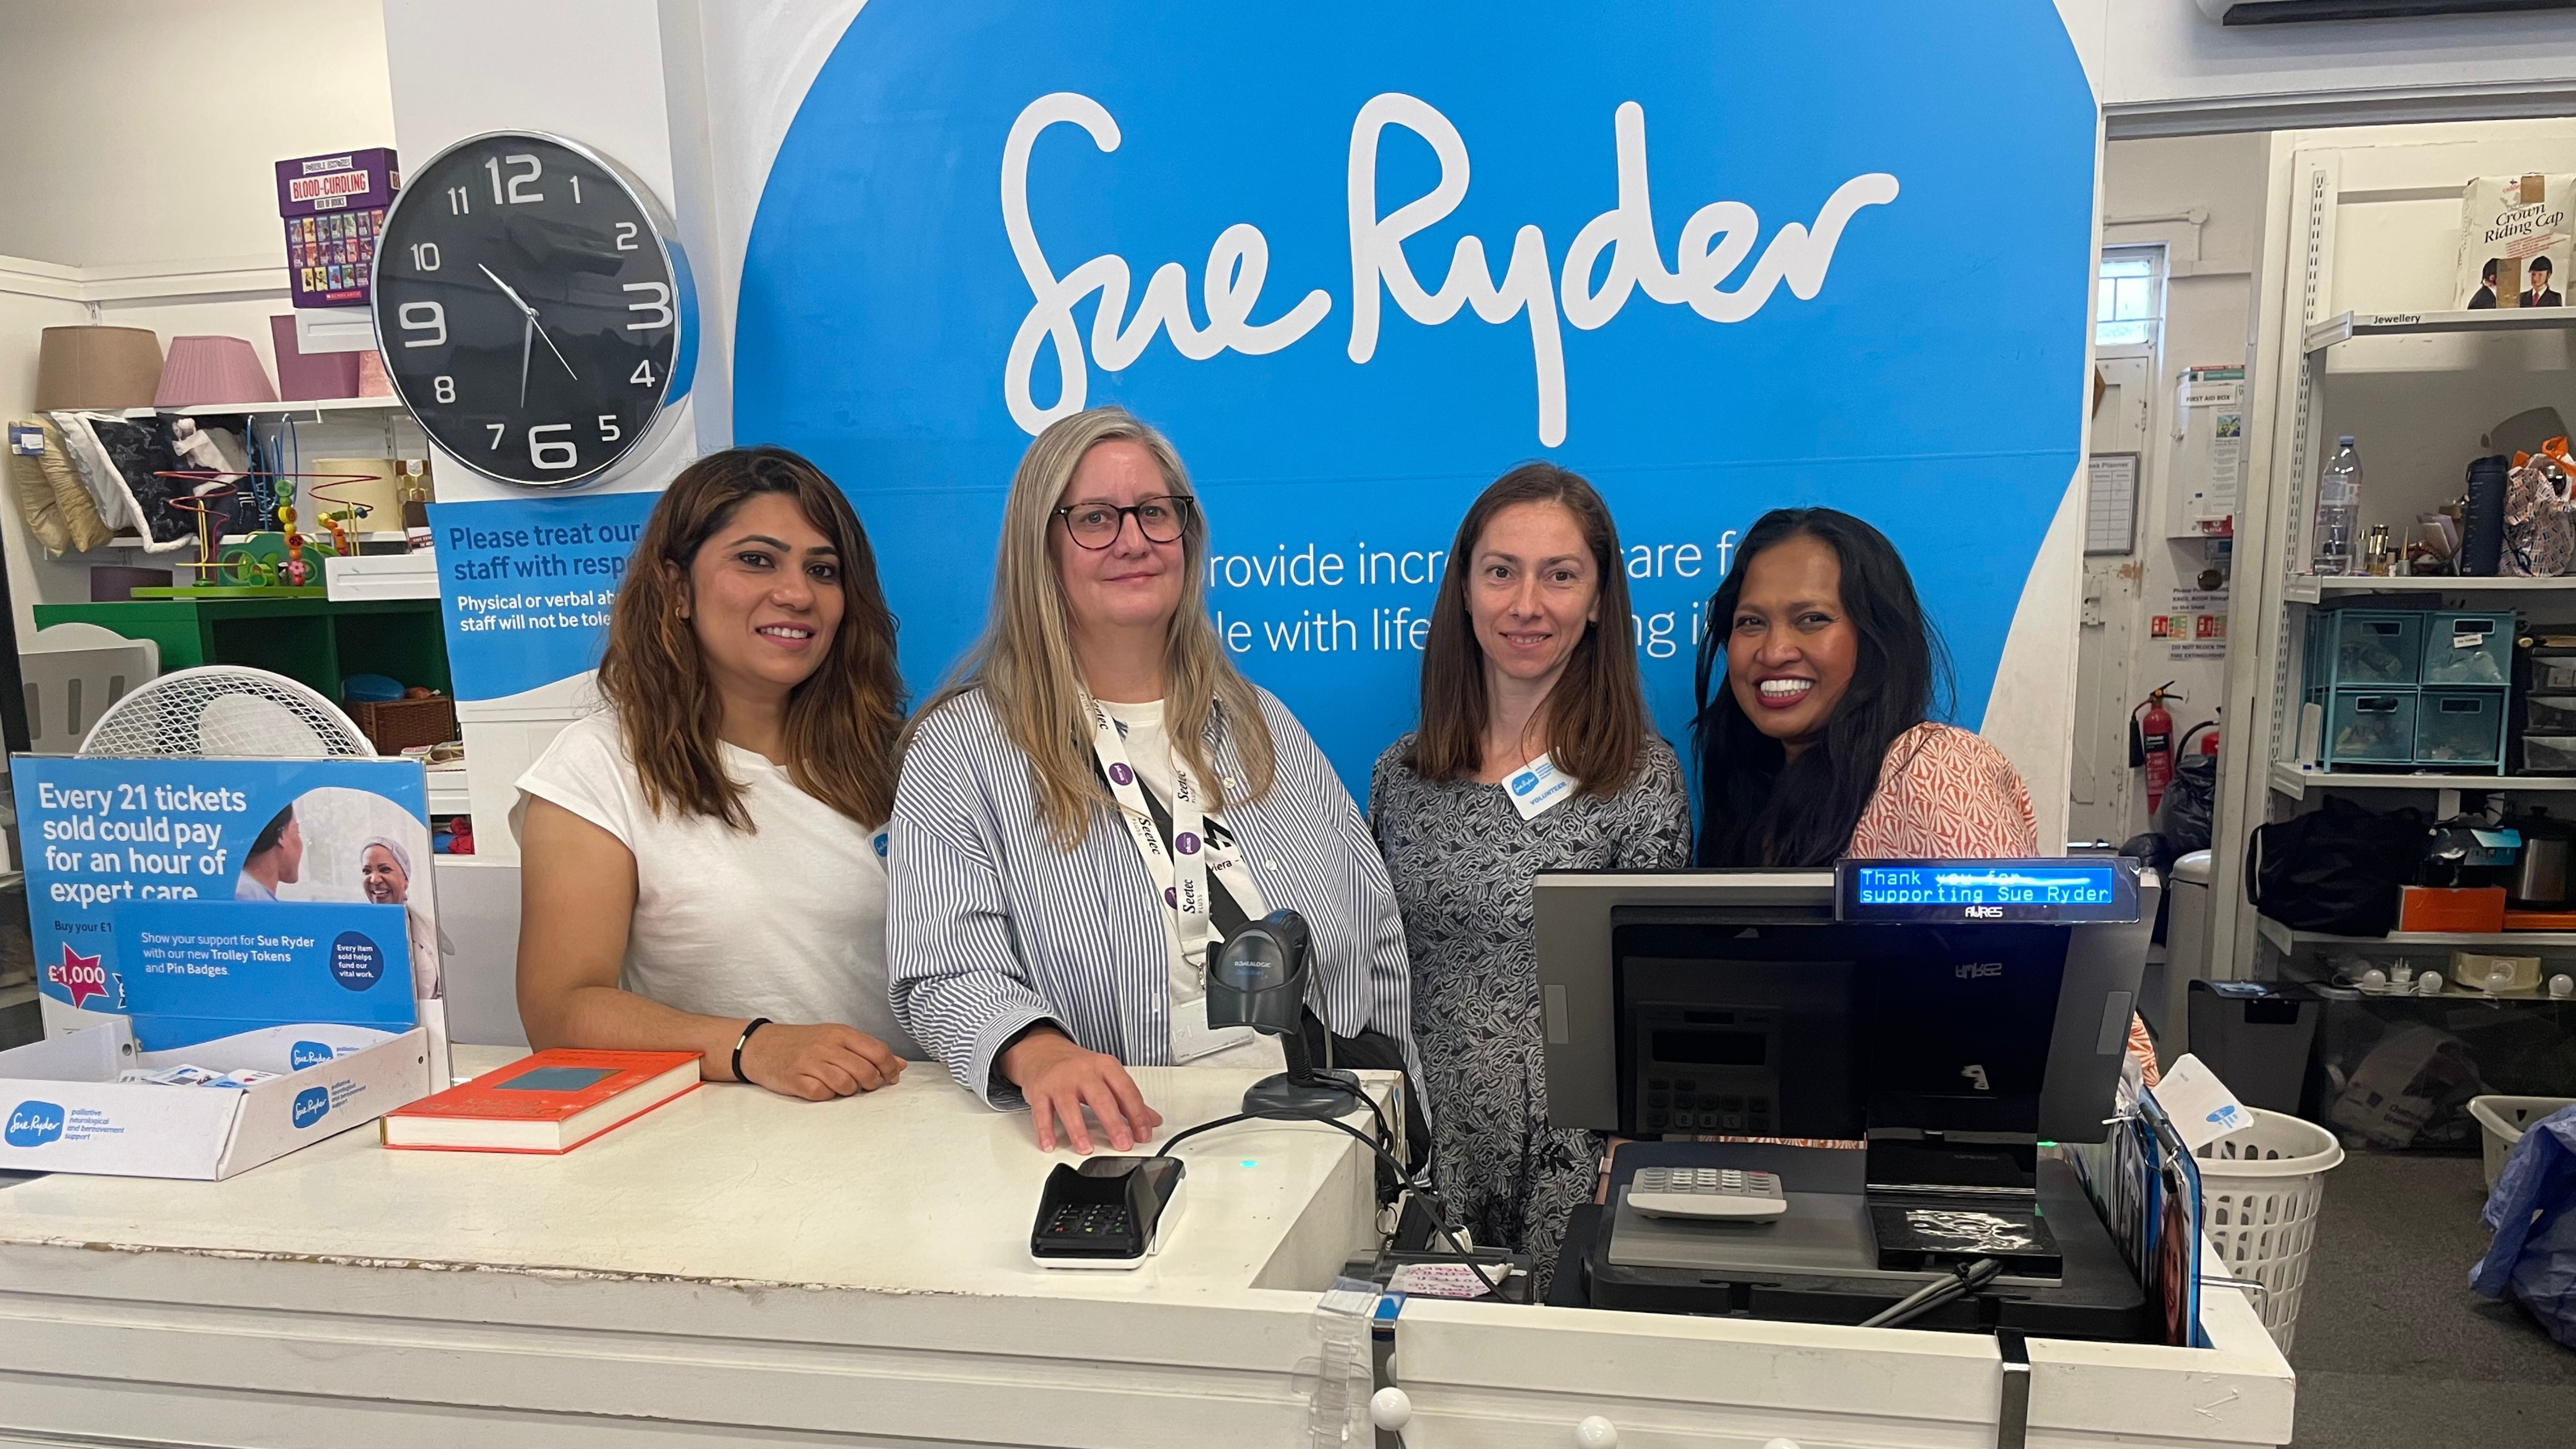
(529, 424, 579, 472)
(485, 153, 544, 205)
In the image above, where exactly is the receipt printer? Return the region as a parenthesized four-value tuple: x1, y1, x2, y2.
(1030, 1156, 1186, 1269)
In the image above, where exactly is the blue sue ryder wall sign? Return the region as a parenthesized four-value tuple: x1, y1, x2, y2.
(736, 2, 2095, 793)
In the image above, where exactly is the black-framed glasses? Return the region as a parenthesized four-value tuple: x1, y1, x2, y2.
(1054, 494, 1194, 550)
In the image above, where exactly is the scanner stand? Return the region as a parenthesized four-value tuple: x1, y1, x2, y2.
(1242, 1027, 1362, 1120)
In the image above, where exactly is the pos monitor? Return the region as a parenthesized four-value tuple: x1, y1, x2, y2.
(1532, 862, 2153, 1157)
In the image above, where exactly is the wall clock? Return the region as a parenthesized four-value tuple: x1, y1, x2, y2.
(371, 131, 694, 488)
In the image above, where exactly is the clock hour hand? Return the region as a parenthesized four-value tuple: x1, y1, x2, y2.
(483, 262, 579, 386)
(478, 262, 538, 317)
(518, 313, 533, 408)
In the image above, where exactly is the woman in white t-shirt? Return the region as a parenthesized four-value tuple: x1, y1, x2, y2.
(515, 446, 914, 1101)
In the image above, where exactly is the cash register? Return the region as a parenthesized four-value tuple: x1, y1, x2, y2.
(1534, 859, 2159, 1339)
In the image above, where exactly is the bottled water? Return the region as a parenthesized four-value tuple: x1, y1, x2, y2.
(2312, 436, 2363, 575)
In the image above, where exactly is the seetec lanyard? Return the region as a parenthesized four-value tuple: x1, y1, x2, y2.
(1082, 696, 1261, 996)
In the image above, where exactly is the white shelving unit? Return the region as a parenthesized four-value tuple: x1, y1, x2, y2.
(2301, 307, 2576, 356)
(2228, 152, 2576, 970)
(2257, 917, 2576, 955)
(160, 395, 409, 418)
(2268, 762, 2576, 800)
(425, 761, 470, 817)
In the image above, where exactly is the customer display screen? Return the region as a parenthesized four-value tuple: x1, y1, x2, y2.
(1836, 859, 2139, 923)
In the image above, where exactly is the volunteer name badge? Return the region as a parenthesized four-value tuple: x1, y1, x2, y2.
(1505, 754, 1577, 820)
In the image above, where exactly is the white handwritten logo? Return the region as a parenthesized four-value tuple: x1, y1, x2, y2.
(1004, 92, 1897, 445)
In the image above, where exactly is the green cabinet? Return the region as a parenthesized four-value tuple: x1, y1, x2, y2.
(33, 597, 449, 705)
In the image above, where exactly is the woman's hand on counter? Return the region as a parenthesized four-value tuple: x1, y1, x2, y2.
(738, 1023, 907, 1101)
(1002, 1028, 1163, 1153)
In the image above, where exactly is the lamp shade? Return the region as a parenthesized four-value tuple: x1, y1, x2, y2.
(33, 326, 163, 411)
(155, 335, 278, 409)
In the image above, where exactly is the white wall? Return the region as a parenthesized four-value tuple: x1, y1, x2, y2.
(2058, 0, 2576, 131)
(2084, 132, 2268, 838)
(0, 1, 399, 641)
(0, 0, 395, 269)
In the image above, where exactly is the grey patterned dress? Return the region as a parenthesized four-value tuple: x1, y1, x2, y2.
(1369, 733, 1692, 1292)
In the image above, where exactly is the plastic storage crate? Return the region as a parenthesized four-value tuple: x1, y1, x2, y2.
(2320, 690, 2415, 767)
(2416, 689, 2507, 769)
(2306, 610, 2423, 690)
(2422, 611, 2515, 685)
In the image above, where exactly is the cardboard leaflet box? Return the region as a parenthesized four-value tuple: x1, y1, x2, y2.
(0, 1018, 432, 1179)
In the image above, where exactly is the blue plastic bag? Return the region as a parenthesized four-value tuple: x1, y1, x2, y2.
(2470, 1104, 2576, 1347)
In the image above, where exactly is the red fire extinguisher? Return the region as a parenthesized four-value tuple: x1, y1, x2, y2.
(2130, 683, 2179, 816)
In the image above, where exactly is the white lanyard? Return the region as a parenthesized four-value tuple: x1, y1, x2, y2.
(1083, 699, 1267, 976)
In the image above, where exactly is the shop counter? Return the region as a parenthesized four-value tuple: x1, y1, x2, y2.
(0, 1049, 2294, 1448)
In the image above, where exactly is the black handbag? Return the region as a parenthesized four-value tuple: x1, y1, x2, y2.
(2245, 795, 2426, 937)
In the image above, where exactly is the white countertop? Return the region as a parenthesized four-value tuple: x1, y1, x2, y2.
(0, 1047, 1389, 1302)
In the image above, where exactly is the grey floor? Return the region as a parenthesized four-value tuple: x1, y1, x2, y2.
(2288, 1150, 2575, 1447)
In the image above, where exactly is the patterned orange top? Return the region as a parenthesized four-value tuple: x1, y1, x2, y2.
(1845, 722, 2159, 1086)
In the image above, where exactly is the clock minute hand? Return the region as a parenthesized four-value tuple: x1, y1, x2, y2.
(532, 321, 579, 382)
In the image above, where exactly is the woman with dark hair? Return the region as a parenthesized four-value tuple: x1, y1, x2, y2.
(513, 446, 915, 1101)
(1694, 507, 2158, 1076)
(1693, 506, 2033, 865)
(1371, 463, 1690, 1288)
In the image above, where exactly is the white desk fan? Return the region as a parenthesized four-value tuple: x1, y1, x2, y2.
(78, 665, 375, 759)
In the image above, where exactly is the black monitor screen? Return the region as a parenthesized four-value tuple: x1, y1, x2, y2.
(1614, 921, 2069, 1140)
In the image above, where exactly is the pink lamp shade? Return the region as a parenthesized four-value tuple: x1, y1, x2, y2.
(270, 313, 359, 401)
(155, 335, 278, 409)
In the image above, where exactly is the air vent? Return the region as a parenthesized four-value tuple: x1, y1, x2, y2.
(2200, 0, 2574, 23)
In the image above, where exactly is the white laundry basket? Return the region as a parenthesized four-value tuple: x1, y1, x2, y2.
(2194, 1108, 2344, 1354)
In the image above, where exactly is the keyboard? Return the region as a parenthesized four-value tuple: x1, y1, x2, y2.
(1627, 1165, 1789, 1220)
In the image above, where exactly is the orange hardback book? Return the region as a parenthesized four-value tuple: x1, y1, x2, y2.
(382, 1049, 702, 1153)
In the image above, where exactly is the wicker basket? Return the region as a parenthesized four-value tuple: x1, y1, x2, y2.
(351, 696, 458, 756)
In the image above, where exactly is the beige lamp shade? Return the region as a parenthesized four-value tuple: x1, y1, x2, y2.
(33, 326, 164, 411)
(155, 335, 277, 409)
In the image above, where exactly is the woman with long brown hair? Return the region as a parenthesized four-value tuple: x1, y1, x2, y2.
(888, 406, 1413, 1155)
(1370, 462, 1690, 1290)
(514, 446, 915, 1101)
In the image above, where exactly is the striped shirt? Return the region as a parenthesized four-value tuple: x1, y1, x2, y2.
(888, 684, 1414, 1107)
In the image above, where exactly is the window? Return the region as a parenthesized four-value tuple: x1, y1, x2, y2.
(2095, 251, 2160, 349)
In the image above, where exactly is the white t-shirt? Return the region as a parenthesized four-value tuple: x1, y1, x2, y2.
(513, 713, 918, 1059)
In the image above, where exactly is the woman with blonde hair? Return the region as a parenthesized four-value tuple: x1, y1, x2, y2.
(515, 446, 915, 1101)
(890, 406, 1413, 1153)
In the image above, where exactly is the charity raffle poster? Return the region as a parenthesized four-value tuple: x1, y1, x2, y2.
(442, 2, 2097, 797)
(14, 757, 444, 1053)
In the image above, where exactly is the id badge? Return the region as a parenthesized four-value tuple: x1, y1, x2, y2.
(1505, 753, 1579, 820)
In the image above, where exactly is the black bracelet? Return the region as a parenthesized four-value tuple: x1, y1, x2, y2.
(731, 1017, 772, 1084)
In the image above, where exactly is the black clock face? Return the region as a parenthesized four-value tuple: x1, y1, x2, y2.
(372, 135, 682, 487)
